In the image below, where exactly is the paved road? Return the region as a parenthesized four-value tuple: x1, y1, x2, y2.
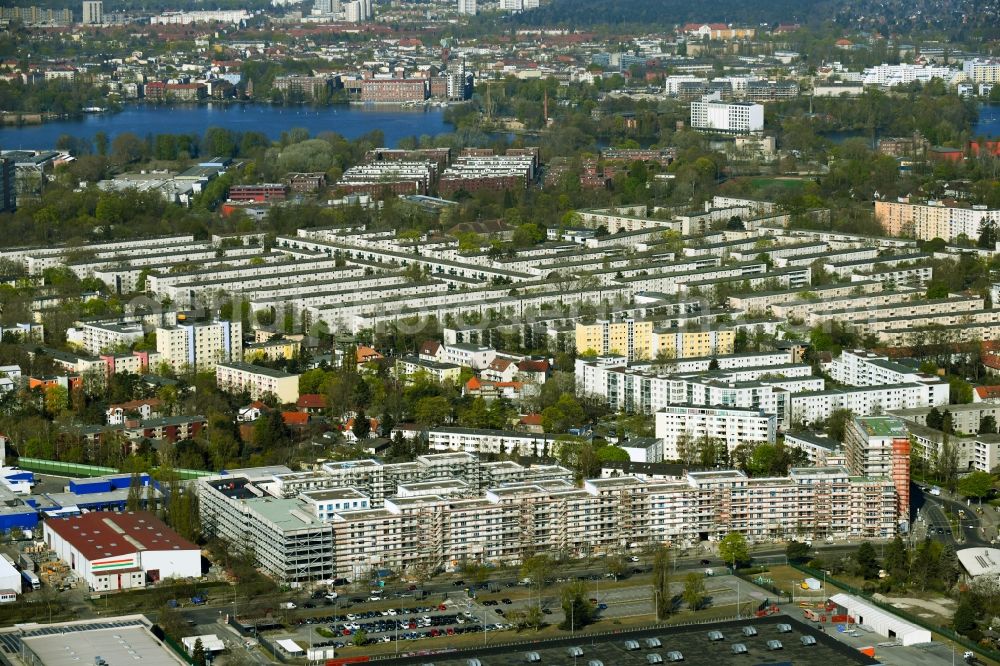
(914, 485, 990, 547)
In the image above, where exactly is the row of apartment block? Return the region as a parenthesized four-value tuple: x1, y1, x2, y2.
(574, 318, 736, 361)
(875, 199, 1000, 242)
(197, 461, 898, 583)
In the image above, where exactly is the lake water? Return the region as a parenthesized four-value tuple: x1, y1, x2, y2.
(0, 103, 453, 150)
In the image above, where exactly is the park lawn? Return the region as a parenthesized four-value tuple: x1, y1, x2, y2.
(762, 564, 829, 602)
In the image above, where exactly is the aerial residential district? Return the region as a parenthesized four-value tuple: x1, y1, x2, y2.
(0, 0, 999, 664)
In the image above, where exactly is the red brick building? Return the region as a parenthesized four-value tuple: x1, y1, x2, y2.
(228, 184, 289, 202)
(360, 79, 427, 102)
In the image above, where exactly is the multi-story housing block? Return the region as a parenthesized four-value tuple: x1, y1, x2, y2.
(216, 362, 300, 403)
(690, 93, 764, 134)
(156, 320, 242, 372)
(656, 405, 777, 460)
(845, 416, 910, 528)
(875, 199, 1000, 241)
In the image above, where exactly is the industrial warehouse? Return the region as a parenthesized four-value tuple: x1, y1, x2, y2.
(42, 512, 201, 592)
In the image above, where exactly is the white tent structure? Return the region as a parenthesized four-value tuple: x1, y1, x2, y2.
(181, 635, 225, 656)
(828, 593, 932, 646)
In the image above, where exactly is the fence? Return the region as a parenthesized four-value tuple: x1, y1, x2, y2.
(734, 566, 792, 604)
(161, 635, 196, 665)
(15, 456, 216, 480)
(790, 563, 1000, 663)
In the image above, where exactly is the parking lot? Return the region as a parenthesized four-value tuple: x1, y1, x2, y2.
(286, 599, 511, 651)
(377, 615, 879, 666)
(278, 572, 773, 652)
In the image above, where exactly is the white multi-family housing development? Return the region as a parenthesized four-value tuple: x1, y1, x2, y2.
(830, 349, 945, 390)
(436, 343, 497, 370)
(577, 345, 949, 438)
(655, 405, 777, 460)
(197, 460, 897, 582)
(419, 427, 558, 457)
(690, 93, 764, 134)
(215, 362, 300, 404)
(579, 360, 817, 423)
(156, 320, 242, 372)
(0, 234, 198, 275)
(861, 63, 962, 88)
(788, 383, 948, 428)
(67, 322, 146, 355)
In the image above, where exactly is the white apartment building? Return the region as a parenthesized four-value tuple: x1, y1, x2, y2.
(783, 431, 841, 465)
(198, 462, 897, 582)
(655, 405, 777, 461)
(862, 63, 961, 88)
(215, 362, 300, 404)
(830, 349, 933, 387)
(149, 9, 250, 24)
(439, 343, 496, 370)
(789, 383, 948, 428)
(577, 356, 815, 424)
(457, 0, 476, 14)
(68, 322, 145, 356)
(690, 93, 764, 134)
(422, 427, 556, 457)
(156, 320, 242, 372)
(81, 0, 102, 24)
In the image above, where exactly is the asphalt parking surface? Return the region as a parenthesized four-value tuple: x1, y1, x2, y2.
(379, 615, 880, 666)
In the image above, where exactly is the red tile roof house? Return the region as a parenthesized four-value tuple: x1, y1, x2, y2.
(42, 511, 200, 591)
(297, 394, 326, 413)
(973, 386, 1000, 403)
(282, 411, 310, 428)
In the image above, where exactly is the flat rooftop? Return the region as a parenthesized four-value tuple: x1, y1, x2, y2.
(855, 415, 908, 437)
(378, 616, 878, 666)
(8, 618, 186, 666)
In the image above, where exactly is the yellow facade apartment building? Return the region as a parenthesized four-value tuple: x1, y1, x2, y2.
(575, 319, 654, 361)
(575, 319, 735, 361)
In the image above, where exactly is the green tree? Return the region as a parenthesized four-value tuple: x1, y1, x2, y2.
(682, 572, 706, 610)
(652, 543, 672, 620)
(825, 408, 854, 442)
(413, 396, 451, 427)
(855, 542, 880, 579)
(192, 638, 207, 666)
(352, 409, 371, 440)
(786, 540, 811, 563)
(520, 554, 551, 588)
(953, 595, 977, 634)
(126, 472, 143, 511)
(884, 535, 909, 582)
(512, 223, 546, 247)
(719, 532, 750, 569)
(157, 602, 186, 638)
(353, 628, 367, 647)
(926, 407, 944, 430)
(559, 580, 594, 631)
(980, 415, 998, 435)
(957, 471, 994, 500)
